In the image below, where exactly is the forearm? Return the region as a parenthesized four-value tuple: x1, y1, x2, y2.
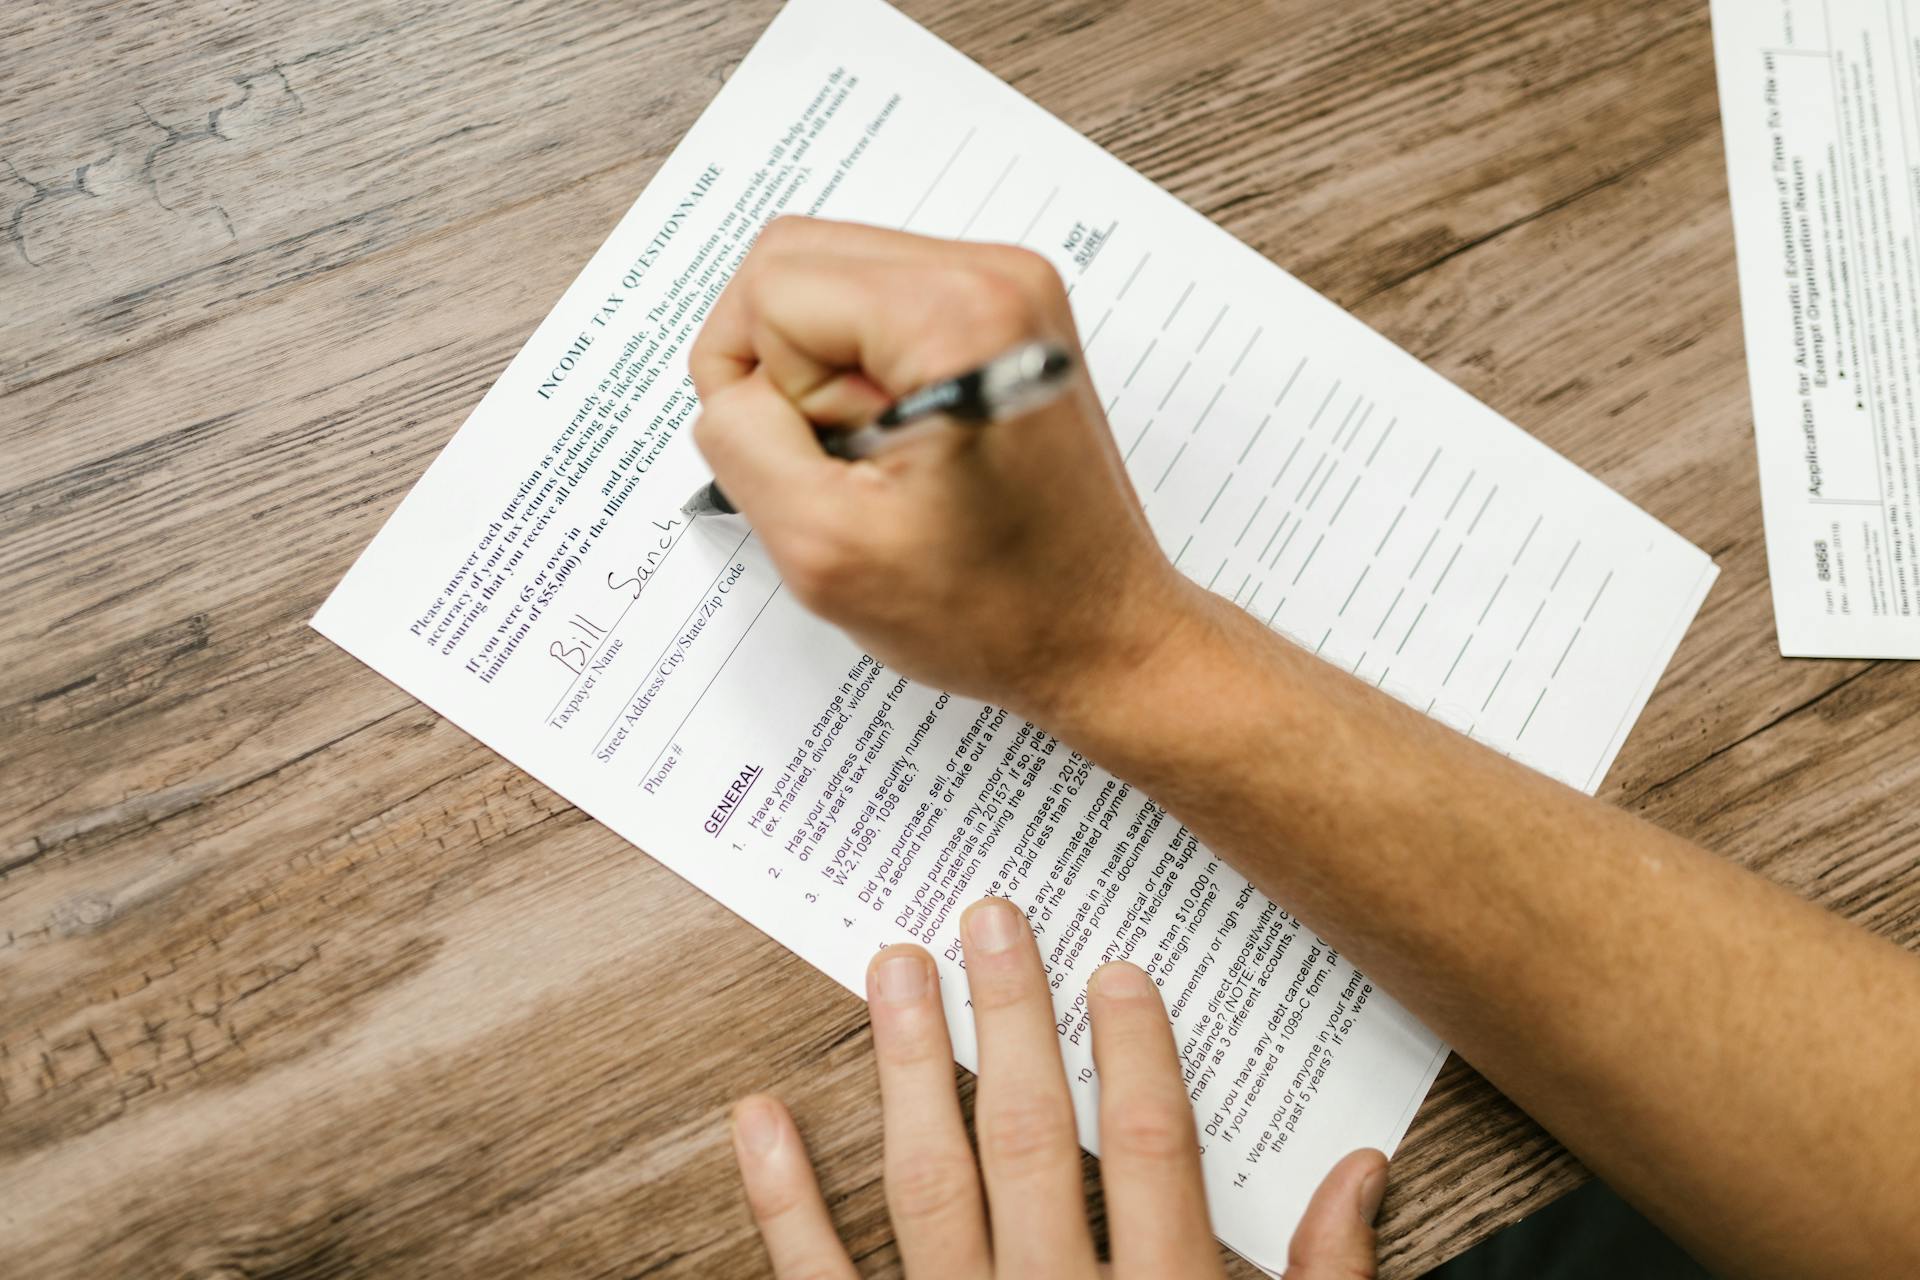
(1053, 582, 1920, 1278)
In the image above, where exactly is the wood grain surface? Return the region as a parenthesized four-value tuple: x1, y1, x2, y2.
(3, 0, 1915, 1275)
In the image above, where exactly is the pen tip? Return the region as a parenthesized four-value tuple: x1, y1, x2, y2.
(680, 481, 736, 519)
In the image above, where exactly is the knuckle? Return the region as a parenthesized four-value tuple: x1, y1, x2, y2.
(885, 1152, 978, 1224)
(758, 213, 810, 252)
(948, 266, 1035, 346)
(975, 269, 1036, 334)
(781, 528, 856, 610)
(977, 1093, 1078, 1173)
(691, 407, 722, 455)
(691, 393, 746, 462)
(996, 245, 1066, 299)
(873, 1017, 949, 1071)
(743, 1173, 808, 1223)
(688, 320, 717, 365)
(961, 965, 1036, 1014)
(774, 1260, 849, 1280)
(1103, 1097, 1196, 1164)
(782, 1265, 848, 1280)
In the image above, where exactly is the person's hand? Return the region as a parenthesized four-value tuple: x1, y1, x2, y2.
(689, 217, 1197, 728)
(729, 896, 1388, 1278)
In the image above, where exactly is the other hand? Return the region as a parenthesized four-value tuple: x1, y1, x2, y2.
(729, 896, 1387, 1278)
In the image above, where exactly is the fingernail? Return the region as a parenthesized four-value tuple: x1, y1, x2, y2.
(1094, 963, 1154, 999)
(734, 1098, 782, 1158)
(964, 899, 1025, 955)
(871, 951, 929, 1004)
(1357, 1165, 1388, 1225)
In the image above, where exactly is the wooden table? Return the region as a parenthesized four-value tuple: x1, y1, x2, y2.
(4, 0, 1916, 1274)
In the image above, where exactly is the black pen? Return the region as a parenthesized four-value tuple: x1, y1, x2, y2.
(679, 340, 1075, 518)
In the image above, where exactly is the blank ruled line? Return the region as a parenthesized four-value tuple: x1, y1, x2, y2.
(1518, 687, 1546, 739)
(1373, 586, 1404, 640)
(1117, 250, 1150, 299)
(1271, 520, 1301, 569)
(1340, 564, 1371, 615)
(1341, 403, 1374, 453)
(1234, 571, 1251, 603)
(1236, 494, 1269, 546)
(1296, 453, 1327, 502)
(1376, 505, 1406, 556)
(1124, 418, 1154, 462)
(1084, 306, 1114, 353)
(1272, 355, 1306, 407)
(1174, 533, 1193, 566)
(1466, 484, 1498, 536)
(1125, 339, 1157, 387)
(1307, 460, 1339, 511)
(1196, 304, 1228, 353)
(1432, 542, 1463, 593)
(1158, 361, 1191, 410)
(1584, 569, 1614, 621)
(1163, 282, 1195, 330)
(1376, 666, 1391, 687)
(1238, 413, 1272, 464)
(1396, 601, 1429, 654)
(1479, 574, 1508, 626)
(1191, 385, 1224, 434)
(903, 126, 976, 228)
(1306, 381, 1340, 432)
(637, 582, 785, 783)
(1329, 473, 1362, 525)
(1200, 471, 1234, 522)
(1482, 659, 1511, 712)
(1411, 447, 1442, 498)
(1208, 557, 1227, 589)
(1018, 184, 1058, 243)
(1512, 513, 1542, 566)
(958, 155, 1018, 237)
(1267, 595, 1286, 626)
(1271, 436, 1305, 487)
(1552, 540, 1581, 590)
(1292, 533, 1325, 584)
(1336, 401, 1367, 450)
(1315, 627, 1332, 654)
(1445, 470, 1477, 521)
(1352, 651, 1367, 673)
(1444, 633, 1473, 685)
(593, 530, 749, 749)
(1260, 512, 1289, 560)
(1553, 626, 1581, 678)
(1366, 416, 1398, 466)
(1232, 327, 1265, 378)
(1409, 527, 1441, 579)
(1154, 441, 1188, 492)
(1245, 582, 1261, 613)
(1516, 598, 1546, 649)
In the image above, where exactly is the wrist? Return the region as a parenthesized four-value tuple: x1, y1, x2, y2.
(1025, 567, 1267, 782)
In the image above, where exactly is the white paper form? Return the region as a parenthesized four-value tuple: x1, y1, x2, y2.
(314, 0, 1715, 1267)
(1712, 0, 1920, 657)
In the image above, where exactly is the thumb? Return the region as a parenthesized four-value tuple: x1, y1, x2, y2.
(1285, 1148, 1388, 1279)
